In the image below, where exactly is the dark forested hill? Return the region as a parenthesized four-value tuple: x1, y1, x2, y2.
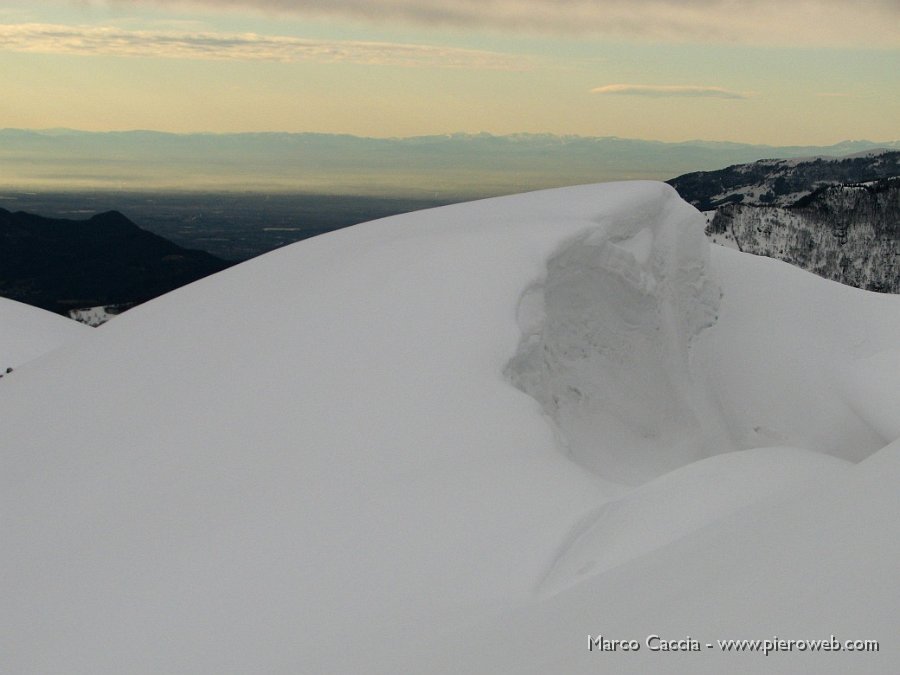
(668, 150, 899, 210)
(0, 207, 232, 314)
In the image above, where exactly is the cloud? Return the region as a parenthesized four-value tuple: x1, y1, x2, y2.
(591, 84, 748, 99)
(0, 23, 524, 69)
(92, 0, 900, 48)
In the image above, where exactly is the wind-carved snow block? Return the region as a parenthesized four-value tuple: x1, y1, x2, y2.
(505, 205, 722, 485)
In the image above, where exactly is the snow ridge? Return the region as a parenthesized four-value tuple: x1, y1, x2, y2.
(0, 296, 90, 371)
(5, 182, 900, 673)
(505, 191, 724, 485)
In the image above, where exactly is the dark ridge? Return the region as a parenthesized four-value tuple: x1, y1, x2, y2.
(792, 175, 900, 208)
(668, 151, 900, 211)
(0, 207, 233, 314)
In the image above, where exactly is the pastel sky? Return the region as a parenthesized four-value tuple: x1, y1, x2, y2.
(1, 0, 897, 144)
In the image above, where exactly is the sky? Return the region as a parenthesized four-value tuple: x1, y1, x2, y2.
(0, 0, 897, 145)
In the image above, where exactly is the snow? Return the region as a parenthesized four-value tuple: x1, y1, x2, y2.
(68, 304, 122, 327)
(535, 445, 850, 597)
(694, 248, 899, 462)
(0, 296, 90, 372)
(505, 194, 722, 484)
(2, 181, 899, 673)
(408, 437, 900, 675)
(838, 347, 900, 441)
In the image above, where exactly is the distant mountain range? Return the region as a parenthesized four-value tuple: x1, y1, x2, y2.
(669, 151, 900, 292)
(0, 208, 231, 315)
(2, 128, 898, 196)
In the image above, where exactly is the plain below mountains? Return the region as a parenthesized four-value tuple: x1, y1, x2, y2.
(0, 207, 231, 315)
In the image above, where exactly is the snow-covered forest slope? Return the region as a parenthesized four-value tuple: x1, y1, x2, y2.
(711, 178, 899, 292)
(2, 182, 899, 673)
(671, 151, 899, 292)
(669, 150, 899, 209)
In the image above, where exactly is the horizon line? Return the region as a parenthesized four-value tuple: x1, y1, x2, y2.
(2, 127, 898, 149)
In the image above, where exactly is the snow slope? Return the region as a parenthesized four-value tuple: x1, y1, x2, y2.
(2, 182, 899, 674)
(0, 296, 90, 372)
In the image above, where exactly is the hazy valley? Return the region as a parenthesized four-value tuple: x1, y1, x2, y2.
(3, 146, 897, 324)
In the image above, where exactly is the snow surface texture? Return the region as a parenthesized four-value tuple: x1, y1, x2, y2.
(0, 296, 89, 372)
(505, 192, 723, 484)
(68, 304, 123, 327)
(2, 182, 900, 674)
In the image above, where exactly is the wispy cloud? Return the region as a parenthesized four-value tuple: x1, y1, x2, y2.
(591, 84, 748, 100)
(0, 23, 524, 69)
(90, 0, 900, 48)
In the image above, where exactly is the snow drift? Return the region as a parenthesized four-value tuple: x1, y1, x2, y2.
(504, 190, 723, 484)
(0, 296, 89, 372)
(2, 182, 899, 674)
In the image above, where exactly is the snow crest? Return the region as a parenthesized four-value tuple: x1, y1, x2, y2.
(505, 197, 723, 485)
(535, 446, 850, 596)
